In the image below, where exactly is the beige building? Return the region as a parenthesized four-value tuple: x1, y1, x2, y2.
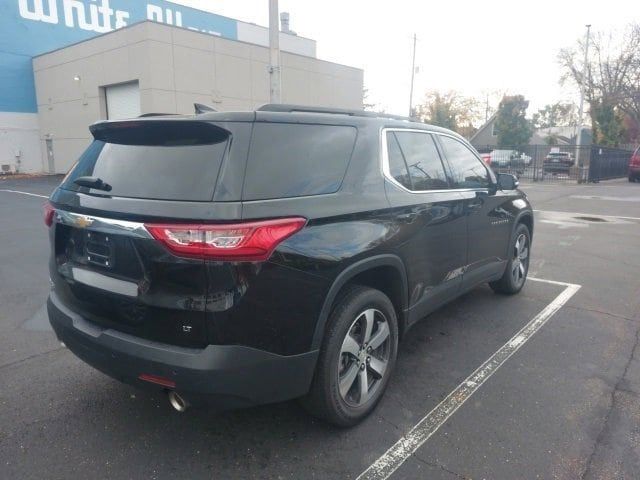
(32, 21, 364, 174)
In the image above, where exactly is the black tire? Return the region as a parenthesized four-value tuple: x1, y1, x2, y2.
(302, 285, 399, 427)
(490, 223, 531, 295)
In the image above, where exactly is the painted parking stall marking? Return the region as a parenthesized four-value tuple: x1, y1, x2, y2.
(0, 189, 48, 199)
(533, 209, 640, 222)
(356, 277, 581, 480)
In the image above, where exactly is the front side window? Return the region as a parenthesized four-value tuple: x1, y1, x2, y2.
(439, 136, 491, 189)
(385, 131, 449, 191)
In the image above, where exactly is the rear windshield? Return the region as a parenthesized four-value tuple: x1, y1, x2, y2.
(243, 123, 357, 200)
(61, 123, 229, 201)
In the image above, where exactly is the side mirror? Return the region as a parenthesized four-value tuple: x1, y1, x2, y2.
(497, 173, 519, 190)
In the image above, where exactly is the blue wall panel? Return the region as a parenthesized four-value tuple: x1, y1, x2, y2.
(0, 0, 239, 113)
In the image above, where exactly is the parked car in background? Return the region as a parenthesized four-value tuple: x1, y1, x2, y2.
(544, 149, 574, 174)
(44, 104, 534, 427)
(629, 146, 640, 182)
(488, 150, 530, 174)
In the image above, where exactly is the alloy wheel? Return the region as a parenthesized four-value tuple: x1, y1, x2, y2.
(511, 233, 529, 287)
(337, 309, 391, 407)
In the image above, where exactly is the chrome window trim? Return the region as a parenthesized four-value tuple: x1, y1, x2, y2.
(53, 209, 153, 239)
(380, 127, 492, 195)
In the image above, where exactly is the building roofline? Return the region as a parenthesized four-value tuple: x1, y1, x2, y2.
(33, 19, 315, 59)
(33, 20, 362, 73)
(161, 0, 317, 43)
(469, 112, 497, 143)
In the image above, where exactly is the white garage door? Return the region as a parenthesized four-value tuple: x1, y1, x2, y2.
(105, 81, 141, 120)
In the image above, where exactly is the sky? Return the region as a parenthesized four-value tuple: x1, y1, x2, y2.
(171, 0, 633, 122)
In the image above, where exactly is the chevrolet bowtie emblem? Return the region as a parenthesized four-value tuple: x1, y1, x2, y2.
(74, 216, 94, 229)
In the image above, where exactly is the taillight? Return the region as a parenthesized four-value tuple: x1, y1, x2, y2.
(145, 217, 306, 261)
(43, 201, 55, 227)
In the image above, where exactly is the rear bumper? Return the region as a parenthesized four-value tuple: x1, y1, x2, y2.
(544, 162, 573, 169)
(48, 291, 318, 409)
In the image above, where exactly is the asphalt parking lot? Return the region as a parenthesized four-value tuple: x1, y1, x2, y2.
(1, 176, 639, 479)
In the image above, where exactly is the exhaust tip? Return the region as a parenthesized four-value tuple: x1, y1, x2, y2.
(168, 391, 189, 413)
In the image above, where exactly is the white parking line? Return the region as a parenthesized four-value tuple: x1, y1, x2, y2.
(533, 209, 640, 221)
(356, 277, 581, 480)
(0, 189, 48, 199)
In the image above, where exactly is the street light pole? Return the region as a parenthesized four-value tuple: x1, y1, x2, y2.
(576, 24, 591, 177)
(577, 24, 591, 132)
(408, 33, 417, 118)
(269, 0, 281, 103)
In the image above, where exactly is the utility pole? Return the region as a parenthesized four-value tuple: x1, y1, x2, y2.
(408, 33, 417, 118)
(577, 25, 591, 130)
(269, 0, 281, 103)
(485, 93, 490, 122)
(576, 24, 591, 176)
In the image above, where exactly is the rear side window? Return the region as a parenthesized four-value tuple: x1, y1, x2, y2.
(385, 131, 449, 191)
(243, 123, 357, 200)
(439, 136, 491, 189)
(61, 122, 229, 201)
(386, 133, 413, 190)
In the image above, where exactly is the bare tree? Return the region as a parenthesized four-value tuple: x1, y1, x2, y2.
(559, 24, 640, 145)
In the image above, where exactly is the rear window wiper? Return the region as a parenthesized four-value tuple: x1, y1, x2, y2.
(73, 176, 112, 192)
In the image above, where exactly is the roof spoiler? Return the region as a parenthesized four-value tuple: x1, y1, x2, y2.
(89, 120, 230, 146)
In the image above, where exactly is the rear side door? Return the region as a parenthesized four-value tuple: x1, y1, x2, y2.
(436, 134, 512, 289)
(382, 129, 467, 324)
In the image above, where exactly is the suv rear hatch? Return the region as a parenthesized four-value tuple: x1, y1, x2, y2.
(48, 119, 243, 348)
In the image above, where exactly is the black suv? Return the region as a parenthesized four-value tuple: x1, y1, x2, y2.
(45, 104, 533, 426)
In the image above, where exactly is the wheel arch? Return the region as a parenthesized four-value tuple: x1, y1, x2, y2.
(516, 211, 534, 241)
(311, 254, 409, 350)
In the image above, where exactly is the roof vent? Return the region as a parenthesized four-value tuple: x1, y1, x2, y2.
(280, 12, 296, 35)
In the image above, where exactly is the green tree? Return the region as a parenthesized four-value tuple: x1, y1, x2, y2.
(494, 95, 533, 146)
(591, 103, 625, 146)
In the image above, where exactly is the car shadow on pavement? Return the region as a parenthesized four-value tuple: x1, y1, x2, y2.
(3, 281, 563, 479)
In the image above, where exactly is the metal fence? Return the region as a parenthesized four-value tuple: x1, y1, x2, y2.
(588, 146, 634, 182)
(473, 144, 635, 183)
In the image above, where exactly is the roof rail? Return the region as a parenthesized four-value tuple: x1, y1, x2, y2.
(257, 104, 414, 122)
(138, 112, 179, 117)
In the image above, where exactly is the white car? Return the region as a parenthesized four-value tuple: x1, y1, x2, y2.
(489, 150, 531, 167)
